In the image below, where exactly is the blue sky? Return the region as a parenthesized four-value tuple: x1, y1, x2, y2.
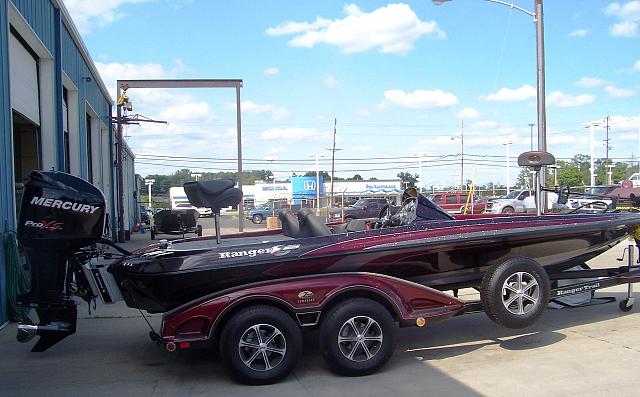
(65, 0, 640, 187)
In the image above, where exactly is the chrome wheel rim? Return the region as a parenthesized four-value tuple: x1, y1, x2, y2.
(501, 271, 540, 315)
(337, 316, 383, 362)
(238, 324, 286, 371)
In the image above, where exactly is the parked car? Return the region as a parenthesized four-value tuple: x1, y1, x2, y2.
(342, 198, 398, 220)
(139, 205, 150, 225)
(428, 192, 476, 214)
(247, 201, 304, 224)
(459, 196, 492, 214)
(620, 173, 640, 187)
(173, 202, 212, 218)
(484, 190, 532, 214)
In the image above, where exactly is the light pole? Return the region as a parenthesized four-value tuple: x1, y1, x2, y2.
(145, 179, 155, 209)
(450, 120, 464, 191)
(310, 154, 324, 210)
(503, 141, 513, 194)
(584, 122, 601, 186)
(415, 152, 427, 193)
(434, 0, 547, 200)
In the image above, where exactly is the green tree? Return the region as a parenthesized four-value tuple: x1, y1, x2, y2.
(352, 174, 363, 181)
(396, 172, 417, 186)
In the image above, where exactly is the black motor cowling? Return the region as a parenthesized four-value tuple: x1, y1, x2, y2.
(18, 170, 106, 249)
(16, 171, 106, 352)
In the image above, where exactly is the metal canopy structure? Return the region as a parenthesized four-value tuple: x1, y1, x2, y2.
(115, 79, 244, 242)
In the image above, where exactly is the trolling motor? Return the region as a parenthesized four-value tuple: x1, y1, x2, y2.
(16, 171, 109, 351)
(517, 151, 557, 215)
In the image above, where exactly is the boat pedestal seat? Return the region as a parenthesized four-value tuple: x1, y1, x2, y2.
(297, 208, 332, 237)
(183, 179, 243, 244)
(183, 179, 242, 210)
(278, 209, 302, 238)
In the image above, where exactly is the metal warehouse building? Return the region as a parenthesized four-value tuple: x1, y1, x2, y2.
(0, 0, 136, 327)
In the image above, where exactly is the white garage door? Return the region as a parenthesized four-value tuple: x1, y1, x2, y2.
(9, 32, 40, 126)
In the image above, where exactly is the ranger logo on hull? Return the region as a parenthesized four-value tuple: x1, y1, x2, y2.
(30, 196, 100, 214)
(218, 244, 300, 259)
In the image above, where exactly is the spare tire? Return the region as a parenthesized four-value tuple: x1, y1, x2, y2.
(480, 257, 550, 329)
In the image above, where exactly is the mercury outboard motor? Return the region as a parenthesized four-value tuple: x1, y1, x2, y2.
(16, 170, 106, 352)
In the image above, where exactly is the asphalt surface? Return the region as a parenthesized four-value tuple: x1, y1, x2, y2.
(1, 232, 639, 396)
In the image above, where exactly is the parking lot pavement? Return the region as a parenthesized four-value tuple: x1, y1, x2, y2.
(1, 241, 639, 396)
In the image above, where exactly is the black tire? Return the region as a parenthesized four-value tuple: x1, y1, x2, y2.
(219, 306, 302, 385)
(620, 299, 634, 312)
(480, 257, 550, 329)
(252, 214, 264, 224)
(320, 298, 396, 376)
(501, 206, 515, 214)
(196, 225, 203, 237)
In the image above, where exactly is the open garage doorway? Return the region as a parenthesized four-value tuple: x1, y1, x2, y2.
(12, 111, 40, 215)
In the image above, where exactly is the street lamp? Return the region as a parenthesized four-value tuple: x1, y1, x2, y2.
(450, 119, 464, 191)
(415, 152, 427, 193)
(583, 122, 601, 186)
(144, 179, 155, 209)
(434, 0, 547, 196)
(502, 141, 513, 194)
(310, 153, 325, 210)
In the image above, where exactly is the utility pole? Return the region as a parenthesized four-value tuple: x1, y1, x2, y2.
(461, 119, 464, 191)
(529, 123, 535, 150)
(604, 115, 610, 180)
(326, 117, 341, 208)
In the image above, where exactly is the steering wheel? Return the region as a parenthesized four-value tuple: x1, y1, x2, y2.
(373, 204, 392, 229)
(383, 197, 417, 228)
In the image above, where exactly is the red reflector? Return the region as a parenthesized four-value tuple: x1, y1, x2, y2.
(179, 342, 191, 349)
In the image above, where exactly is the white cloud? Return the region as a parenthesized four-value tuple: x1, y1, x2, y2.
(96, 60, 189, 98)
(546, 91, 595, 107)
(569, 29, 589, 37)
(264, 67, 280, 76)
(381, 89, 458, 109)
(456, 107, 480, 119)
(471, 120, 498, 128)
(627, 59, 640, 72)
(605, 1, 640, 37)
(158, 101, 215, 123)
(605, 85, 636, 97)
(266, 3, 445, 55)
(611, 21, 639, 37)
(357, 108, 372, 117)
(323, 75, 342, 89)
(353, 146, 374, 152)
(267, 147, 291, 154)
(482, 85, 536, 102)
(228, 101, 291, 120)
(64, 0, 154, 34)
(574, 77, 606, 88)
(261, 128, 315, 140)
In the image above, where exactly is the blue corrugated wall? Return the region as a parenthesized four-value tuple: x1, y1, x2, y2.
(1, 0, 114, 325)
(0, 0, 12, 326)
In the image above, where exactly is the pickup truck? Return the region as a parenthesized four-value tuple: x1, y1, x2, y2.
(342, 198, 399, 220)
(484, 190, 532, 214)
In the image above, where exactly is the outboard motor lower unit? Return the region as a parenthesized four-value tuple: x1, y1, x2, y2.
(16, 170, 106, 351)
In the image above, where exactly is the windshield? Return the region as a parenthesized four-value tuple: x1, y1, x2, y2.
(504, 191, 523, 199)
(351, 199, 367, 208)
(257, 203, 272, 209)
